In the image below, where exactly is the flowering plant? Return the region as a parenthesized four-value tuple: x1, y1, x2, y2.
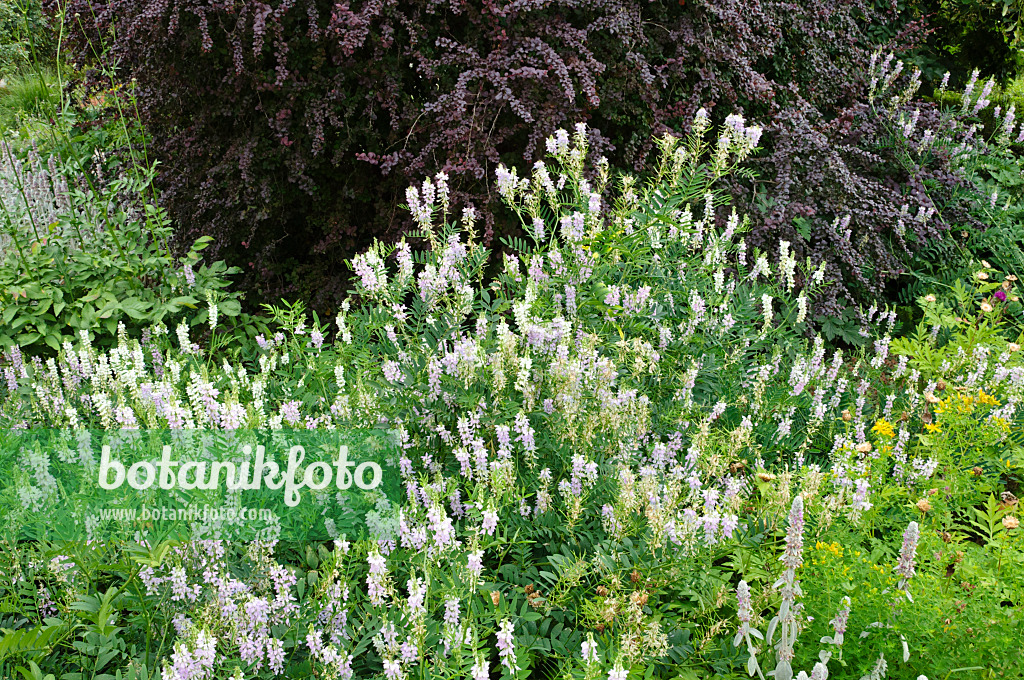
(3, 114, 1024, 679)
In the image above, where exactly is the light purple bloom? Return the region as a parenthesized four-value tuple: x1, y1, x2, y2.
(496, 619, 517, 672)
(895, 521, 920, 583)
(481, 509, 498, 536)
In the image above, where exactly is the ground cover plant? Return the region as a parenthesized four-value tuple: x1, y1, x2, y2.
(1, 117, 1023, 679)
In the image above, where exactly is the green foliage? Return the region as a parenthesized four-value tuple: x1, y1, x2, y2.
(882, 0, 1023, 85)
(0, 156, 241, 353)
(886, 74, 1024, 330)
(2, 106, 1024, 680)
(0, 69, 58, 128)
(0, 1, 34, 74)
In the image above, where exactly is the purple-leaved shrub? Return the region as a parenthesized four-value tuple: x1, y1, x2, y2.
(55, 0, 884, 309)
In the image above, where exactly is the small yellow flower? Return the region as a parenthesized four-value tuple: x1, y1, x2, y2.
(924, 423, 943, 433)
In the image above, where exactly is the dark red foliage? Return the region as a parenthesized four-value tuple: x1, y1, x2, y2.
(731, 97, 974, 317)
(56, 0, 887, 310)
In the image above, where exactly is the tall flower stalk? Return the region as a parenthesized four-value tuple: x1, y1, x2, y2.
(766, 495, 805, 680)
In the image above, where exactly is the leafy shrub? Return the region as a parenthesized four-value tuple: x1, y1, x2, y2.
(0, 1, 25, 74)
(729, 55, 985, 328)
(0, 0, 57, 104)
(912, 0, 1023, 83)
(730, 52, 1024, 335)
(0, 0, 46, 74)
(55, 0, 882, 310)
(861, 0, 1022, 88)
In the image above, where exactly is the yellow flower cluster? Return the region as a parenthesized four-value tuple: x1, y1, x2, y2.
(871, 418, 895, 438)
(810, 541, 844, 567)
(935, 390, 1001, 416)
(814, 541, 843, 557)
